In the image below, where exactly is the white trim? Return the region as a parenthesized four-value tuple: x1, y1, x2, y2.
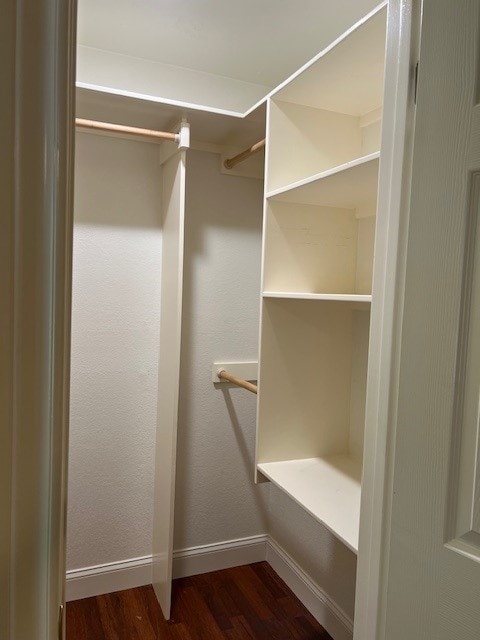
(66, 535, 267, 602)
(66, 556, 153, 602)
(66, 535, 352, 640)
(173, 534, 267, 579)
(266, 538, 354, 640)
(353, 2, 419, 639)
(242, 1, 388, 117)
(76, 82, 246, 119)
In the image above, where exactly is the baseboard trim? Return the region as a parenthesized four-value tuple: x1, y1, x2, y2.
(172, 534, 268, 579)
(266, 537, 354, 640)
(66, 555, 153, 602)
(66, 534, 267, 602)
(66, 534, 353, 640)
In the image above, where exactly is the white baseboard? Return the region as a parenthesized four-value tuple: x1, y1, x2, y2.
(66, 534, 353, 640)
(66, 534, 267, 602)
(66, 555, 153, 602)
(172, 534, 267, 578)
(266, 537, 353, 640)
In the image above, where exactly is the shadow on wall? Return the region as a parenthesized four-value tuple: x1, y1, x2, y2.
(221, 388, 270, 521)
(68, 131, 164, 571)
(173, 149, 269, 550)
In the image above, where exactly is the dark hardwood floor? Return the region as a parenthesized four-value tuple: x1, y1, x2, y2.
(66, 561, 333, 639)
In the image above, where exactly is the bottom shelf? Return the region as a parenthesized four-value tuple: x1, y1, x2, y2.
(257, 455, 361, 553)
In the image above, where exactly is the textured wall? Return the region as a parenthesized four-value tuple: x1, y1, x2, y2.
(174, 150, 269, 548)
(69, 139, 356, 622)
(67, 133, 163, 569)
(68, 142, 269, 568)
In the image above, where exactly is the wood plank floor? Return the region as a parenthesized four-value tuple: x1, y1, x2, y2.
(66, 562, 333, 640)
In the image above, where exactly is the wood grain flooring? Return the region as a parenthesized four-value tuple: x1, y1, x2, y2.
(66, 562, 333, 640)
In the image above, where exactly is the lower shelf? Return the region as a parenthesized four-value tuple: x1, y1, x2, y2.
(257, 455, 361, 553)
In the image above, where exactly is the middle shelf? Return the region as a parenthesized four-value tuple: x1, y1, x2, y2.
(266, 151, 380, 211)
(263, 292, 372, 303)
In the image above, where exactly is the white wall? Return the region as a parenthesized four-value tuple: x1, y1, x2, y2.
(174, 150, 269, 548)
(68, 142, 270, 569)
(68, 133, 163, 570)
(176, 149, 357, 623)
(69, 139, 356, 625)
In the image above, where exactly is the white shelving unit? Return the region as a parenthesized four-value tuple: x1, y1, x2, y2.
(255, 4, 387, 559)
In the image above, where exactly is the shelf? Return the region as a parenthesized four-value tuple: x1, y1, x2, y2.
(273, 6, 386, 115)
(257, 455, 362, 553)
(263, 292, 372, 303)
(266, 152, 379, 210)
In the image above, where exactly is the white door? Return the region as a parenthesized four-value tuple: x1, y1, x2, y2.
(376, 0, 480, 637)
(152, 149, 187, 619)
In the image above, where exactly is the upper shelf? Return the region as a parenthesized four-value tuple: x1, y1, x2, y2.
(272, 5, 387, 115)
(258, 454, 362, 553)
(267, 152, 380, 210)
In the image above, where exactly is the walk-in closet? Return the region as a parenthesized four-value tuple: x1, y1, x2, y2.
(66, 1, 410, 638)
(7, 0, 480, 638)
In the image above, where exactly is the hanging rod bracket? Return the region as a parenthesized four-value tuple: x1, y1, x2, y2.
(176, 120, 190, 150)
(212, 361, 258, 395)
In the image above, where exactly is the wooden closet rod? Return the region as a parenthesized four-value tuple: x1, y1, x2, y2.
(224, 139, 266, 170)
(75, 118, 178, 142)
(217, 369, 258, 395)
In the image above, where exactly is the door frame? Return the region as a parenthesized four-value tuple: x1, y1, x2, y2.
(354, 1, 422, 638)
(0, 1, 77, 638)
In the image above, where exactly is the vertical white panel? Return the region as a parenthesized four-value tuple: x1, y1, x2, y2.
(152, 150, 186, 619)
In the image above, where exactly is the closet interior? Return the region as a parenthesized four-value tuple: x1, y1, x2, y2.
(69, 1, 404, 637)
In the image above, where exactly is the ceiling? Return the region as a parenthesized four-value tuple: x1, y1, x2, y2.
(77, 0, 381, 90)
